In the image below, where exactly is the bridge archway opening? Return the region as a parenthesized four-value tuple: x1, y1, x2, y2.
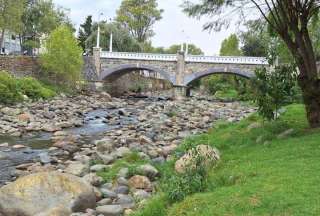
(99, 64, 174, 96)
(185, 68, 254, 99)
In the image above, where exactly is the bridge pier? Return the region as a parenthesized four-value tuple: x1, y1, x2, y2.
(93, 47, 102, 77)
(173, 85, 187, 100)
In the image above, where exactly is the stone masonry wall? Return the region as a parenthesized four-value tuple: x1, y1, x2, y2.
(0, 56, 40, 77)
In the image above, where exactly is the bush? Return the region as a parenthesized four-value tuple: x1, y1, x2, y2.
(0, 71, 56, 104)
(252, 64, 299, 120)
(40, 25, 83, 88)
(17, 77, 56, 99)
(0, 71, 22, 104)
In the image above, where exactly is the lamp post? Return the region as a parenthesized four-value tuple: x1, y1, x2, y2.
(109, 18, 113, 52)
(180, 30, 185, 52)
(96, 12, 104, 48)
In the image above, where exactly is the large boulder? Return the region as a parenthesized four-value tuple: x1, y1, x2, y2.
(0, 172, 96, 216)
(175, 145, 220, 173)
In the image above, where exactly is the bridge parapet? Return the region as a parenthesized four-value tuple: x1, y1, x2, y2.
(101, 51, 268, 65)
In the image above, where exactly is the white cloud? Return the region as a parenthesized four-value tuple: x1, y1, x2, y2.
(53, 0, 237, 55)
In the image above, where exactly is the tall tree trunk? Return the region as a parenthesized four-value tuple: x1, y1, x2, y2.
(0, 29, 5, 53)
(298, 72, 320, 128)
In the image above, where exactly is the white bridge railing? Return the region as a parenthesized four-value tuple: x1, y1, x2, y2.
(100, 51, 268, 65)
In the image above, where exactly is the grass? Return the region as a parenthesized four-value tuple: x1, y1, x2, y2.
(133, 104, 320, 216)
(97, 151, 149, 183)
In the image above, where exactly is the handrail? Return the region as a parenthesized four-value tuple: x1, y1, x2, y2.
(100, 51, 268, 65)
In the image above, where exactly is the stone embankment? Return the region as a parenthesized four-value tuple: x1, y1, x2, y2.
(0, 92, 256, 216)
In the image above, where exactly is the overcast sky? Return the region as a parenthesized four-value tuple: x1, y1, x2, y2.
(53, 0, 239, 55)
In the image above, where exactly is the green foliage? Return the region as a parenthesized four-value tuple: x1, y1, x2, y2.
(165, 149, 212, 203)
(86, 22, 141, 52)
(0, 71, 22, 104)
(17, 77, 56, 99)
(0, 71, 55, 104)
(78, 15, 92, 52)
(220, 34, 242, 56)
(201, 74, 251, 100)
(0, 0, 24, 33)
(97, 151, 147, 182)
(252, 64, 299, 120)
(21, 0, 73, 54)
(40, 25, 83, 87)
(116, 0, 163, 42)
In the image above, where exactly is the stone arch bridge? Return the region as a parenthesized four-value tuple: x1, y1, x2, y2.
(92, 49, 268, 98)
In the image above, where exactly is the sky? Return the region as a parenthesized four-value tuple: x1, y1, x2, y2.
(53, 0, 239, 55)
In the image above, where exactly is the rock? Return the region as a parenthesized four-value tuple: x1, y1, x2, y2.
(114, 185, 129, 194)
(115, 194, 135, 209)
(277, 128, 294, 139)
(247, 122, 262, 131)
(128, 175, 152, 191)
(96, 153, 115, 165)
(0, 172, 96, 216)
(83, 173, 103, 187)
(97, 198, 113, 206)
(12, 144, 27, 149)
(90, 164, 108, 172)
(0, 152, 8, 160)
(96, 205, 124, 216)
(95, 138, 114, 153)
(137, 164, 159, 180)
(18, 113, 31, 122)
(65, 162, 89, 177)
(38, 152, 51, 164)
(117, 168, 129, 178)
(117, 177, 128, 186)
(115, 147, 131, 157)
(100, 188, 118, 199)
(175, 145, 220, 174)
(0, 142, 9, 147)
(133, 190, 151, 201)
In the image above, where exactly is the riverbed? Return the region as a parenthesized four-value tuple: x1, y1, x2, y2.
(0, 93, 256, 186)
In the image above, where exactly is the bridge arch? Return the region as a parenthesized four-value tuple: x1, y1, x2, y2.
(183, 67, 255, 86)
(99, 64, 175, 84)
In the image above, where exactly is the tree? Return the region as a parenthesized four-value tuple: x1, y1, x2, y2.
(220, 34, 242, 56)
(183, 0, 320, 128)
(240, 20, 269, 57)
(0, 0, 25, 51)
(78, 15, 92, 52)
(252, 64, 298, 120)
(21, 0, 72, 54)
(40, 25, 83, 87)
(85, 22, 142, 52)
(116, 0, 163, 43)
(166, 44, 204, 55)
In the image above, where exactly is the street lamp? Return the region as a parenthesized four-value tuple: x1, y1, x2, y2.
(109, 18, 113, 52)
(180, 30, 184, 52)
(96, 12, 104, 48)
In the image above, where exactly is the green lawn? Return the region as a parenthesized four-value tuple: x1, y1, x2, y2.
(134, 104, 320, 216)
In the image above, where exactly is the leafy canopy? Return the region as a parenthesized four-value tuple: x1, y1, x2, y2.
(116, 0, 163, 42)
(40, 25, 83, 86)
(220, 34, 242, 56)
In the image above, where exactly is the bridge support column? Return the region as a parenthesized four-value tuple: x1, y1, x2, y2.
(93, 47, 101, 77)
(176, 51, 185, 86)
(173, 85, 187, 100)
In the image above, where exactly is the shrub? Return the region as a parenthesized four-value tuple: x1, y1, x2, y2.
(17, 77, 56, 99)
(40, 25, 83, 88)
(163, 147, 213, 203)
(252, 64, 299, 120)
(0, 71, 22, 104)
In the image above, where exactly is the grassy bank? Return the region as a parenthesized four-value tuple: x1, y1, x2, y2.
(134, 104, 320, 216)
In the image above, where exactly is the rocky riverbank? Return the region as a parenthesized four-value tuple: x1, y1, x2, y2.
(0, 92, 256, 216)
